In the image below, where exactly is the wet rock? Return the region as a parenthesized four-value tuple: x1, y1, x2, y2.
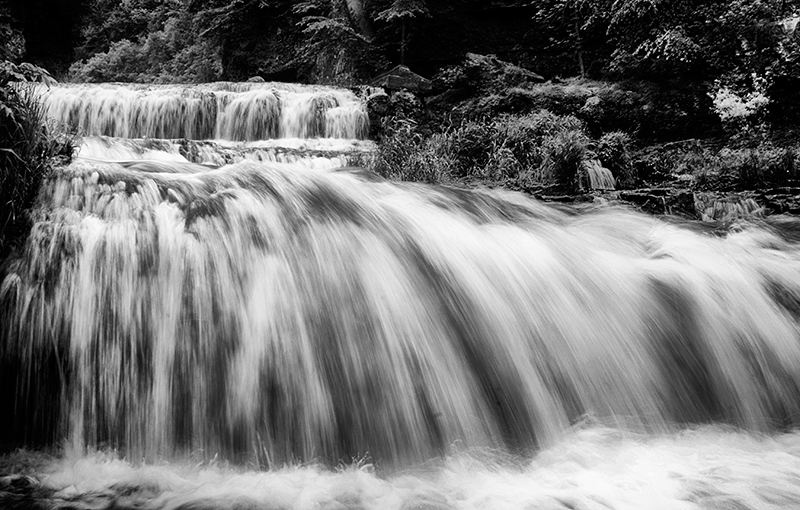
(694, 192, 763, 222)
(370, 65, 432, 93)
(366, 90, 390, 138)
(759, 187, 800, 215)
(616, 188, 697, 217)
(463, 53, 545, 88)
(0, 475, 48, 510)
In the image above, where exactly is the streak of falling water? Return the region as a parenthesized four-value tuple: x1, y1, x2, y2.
(4, 156, 800, 470)
(41, 82, 368, 141)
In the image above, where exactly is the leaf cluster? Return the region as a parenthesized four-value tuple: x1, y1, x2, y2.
(1, 61, 76, 259)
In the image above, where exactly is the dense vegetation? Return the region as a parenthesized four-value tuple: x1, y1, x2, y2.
(0, 62, 74, 260)
(4, 1, 798, 87)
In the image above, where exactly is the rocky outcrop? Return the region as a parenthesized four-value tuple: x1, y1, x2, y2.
(758, 188, 800, 215)
(370, 65, 432, 93)
(463, 53, 545, 87)
(431, 53, 544, 97)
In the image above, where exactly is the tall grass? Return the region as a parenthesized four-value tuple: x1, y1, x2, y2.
(371, 111, 611, 192)
(633, 140, 800, 190)
(1, 62, 75, 259)
(371, 117, 452, 184)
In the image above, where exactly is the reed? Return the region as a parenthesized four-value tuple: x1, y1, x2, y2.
(0, 62, 75, 260)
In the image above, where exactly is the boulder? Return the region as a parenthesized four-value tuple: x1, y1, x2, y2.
(463, 53, 545, 88)
(428, 53, 546, 114)
(370, 65, 432, 93)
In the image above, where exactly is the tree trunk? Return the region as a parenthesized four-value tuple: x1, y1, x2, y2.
(574, 15, 585, 78)
(344, 0, 375, 40)
(400, 21, 406, 65)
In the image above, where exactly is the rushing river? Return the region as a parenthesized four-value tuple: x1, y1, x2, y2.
(2, 82, 800, 509)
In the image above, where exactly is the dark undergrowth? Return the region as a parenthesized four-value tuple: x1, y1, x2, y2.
(1, 61, 76, 261)
(367, 110, 633, 192)
(367, 107, 800, 196)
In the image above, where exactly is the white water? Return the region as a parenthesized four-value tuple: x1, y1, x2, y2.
(3, 82, 800, 509)
(75, 136, 372, 169)
(41, 82, 369, 140)
(20, 426, 800, 510)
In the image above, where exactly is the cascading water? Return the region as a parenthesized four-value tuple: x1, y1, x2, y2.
(42, 82, 369, 140)
(4, 82, 800, 510)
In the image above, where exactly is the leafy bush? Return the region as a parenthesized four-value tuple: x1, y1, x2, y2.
(540, 130, 590, 189)
(68, 18, 222, 83)
(371, 110, 595, 191)
(370, 117, 452, 183)
(632, 139, 800, 190)
(446, 119, 498, 177)
(444, 78, 714, 143)
(596, 131, 636, 188)
(495, 110, 585, 167)
(1, 62, 76, 259)
(710, 76, 771, 136)
(711, 145, 800, 189)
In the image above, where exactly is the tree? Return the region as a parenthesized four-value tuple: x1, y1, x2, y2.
(375, 0, 429, 65)
(294, 0, 386, 84)
(531, 0, 612, 78)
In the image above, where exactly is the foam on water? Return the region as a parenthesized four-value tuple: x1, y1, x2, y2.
(7, 425, 798, 510)
(41, 83, 369, 141)
(75, 136, 370, 170)
(4, 158, 800, 470)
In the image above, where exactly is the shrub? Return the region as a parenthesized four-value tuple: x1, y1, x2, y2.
(68, 19, 222, 83)
(372, 110, 595, 191)
(632, 139, 800, 190)
(496, 110, 585, 168)
(718, 144, 800, 189)
(370, 117, 452, 184)
(540, 130, 590, 190)
(1, 62, 76, 259)
(596, 131, 636, 188)
(446, 119, 498, 177)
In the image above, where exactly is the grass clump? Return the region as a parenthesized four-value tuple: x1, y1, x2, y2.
(596, 131, 636, 188)
(695, 144, 800, 190)
(1, 61, 76, 259)
(371, 117, 453, 184)
(632, 140, 800, 190)
(371, 110, 607, 192)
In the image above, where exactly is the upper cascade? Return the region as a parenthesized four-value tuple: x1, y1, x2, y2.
(41, 82, 370, 141)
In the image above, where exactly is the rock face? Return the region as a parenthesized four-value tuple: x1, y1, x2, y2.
(370, 65, 432, 93)
(431, 52, 545, 98)
(463, 53, 545, 87)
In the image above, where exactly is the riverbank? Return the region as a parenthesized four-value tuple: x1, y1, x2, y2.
(362, 54, 800, 223)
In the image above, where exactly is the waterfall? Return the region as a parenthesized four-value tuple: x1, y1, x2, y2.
(4, 82, 800, 509)
(41, 82, 369, 141)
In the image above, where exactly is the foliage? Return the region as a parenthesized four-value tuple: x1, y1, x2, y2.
(528, 0, 800, 139)
(370, 110, 597, 191)
(1, 62, 75, 259)
(370, 116, 451, 183)
(374, 0, 429, 23)
(694, 144, 800, 190)
(537, 128, 590, 189)
(631, 139, 800, 189)
(710, 75, 771, 136)
(596, 131, 635, 187)
(69, 6, 222, 83)
(0, 8, 25, 63)
(295, 1, 388, 85)
(374, 0, 429, 64)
